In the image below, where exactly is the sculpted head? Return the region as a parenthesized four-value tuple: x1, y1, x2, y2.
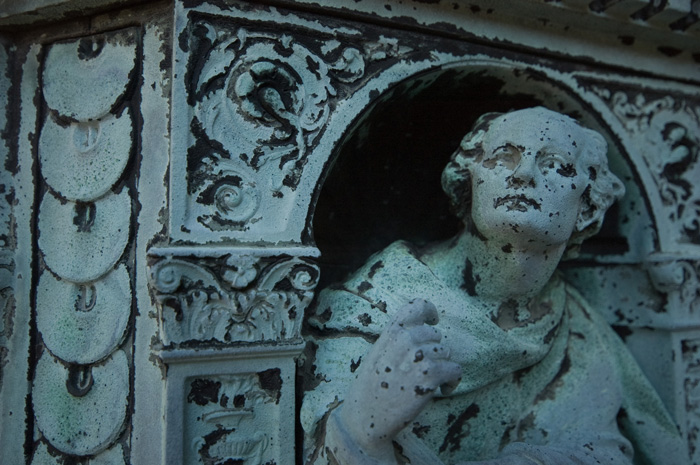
(442, 107, 625, 257)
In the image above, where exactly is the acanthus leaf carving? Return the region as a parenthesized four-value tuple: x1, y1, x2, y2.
(681, 337, 700, 462)
(194, 429, 268, 465)
(176, 16, 413, 238)
(148, 252, 320, 345)
(646, 255, 700, 316)
(588, 85, 700, 245)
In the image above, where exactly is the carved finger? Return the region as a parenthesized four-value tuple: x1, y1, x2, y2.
(439, 360, 462, 394)
(407, 325, 442, 344)
(417, 343, 450, 361)
(422, 359, 462, 395)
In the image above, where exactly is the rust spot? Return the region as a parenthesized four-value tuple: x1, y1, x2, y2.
(439, 403, 480, 453)
(368, 260, 385, 278)
(618, 35, 635, 46)
(516, 412, 536, 441)
(556, 163, 576, 178)
(300, 341, 328, 392)
(461, 258, 478, 296)
(494, 194, 541, 211)
(372, 300, 388, 313)
(357, 281, 373, 293)
(358, 313, 372, 326)
(258, 368, 282, 403)
(187, 378, 221, 406)
(414, 385, 434, 395)
(542, 321, 560, 344)
(658, 46, 682, 57)
(78, 37, 105, 60)
(612, 324, 633, 341)
(588, 166, 597, 181)
(491, 299, 519, 330)
(350, 357, 362, 373)
(198, 427, 237, 464)
(73, 202, 96, 232)
(317, 307, 332, 323)
(500, 423, 516, 448)
(414, 350, 424, 362)
(534, 352, 571, 403)
(413, 422, 431, 438)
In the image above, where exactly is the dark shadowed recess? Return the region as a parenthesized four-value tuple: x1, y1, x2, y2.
(312, 69, 543, 289)
(312, 67, 631, 290)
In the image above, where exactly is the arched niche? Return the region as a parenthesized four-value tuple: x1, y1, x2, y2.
(310, 63, 655, 291)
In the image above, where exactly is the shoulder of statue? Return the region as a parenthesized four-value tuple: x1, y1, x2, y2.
(308, 240, 432, 335)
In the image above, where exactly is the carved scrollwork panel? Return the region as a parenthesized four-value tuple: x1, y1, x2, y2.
(583, 83, 700, 247)
(148, 249, 320, 345)
(172, 11, 412, 242)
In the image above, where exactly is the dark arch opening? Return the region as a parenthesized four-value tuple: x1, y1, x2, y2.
(311, 65, 649, 290)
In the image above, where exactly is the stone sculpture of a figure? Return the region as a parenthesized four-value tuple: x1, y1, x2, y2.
(300, 107, 688, 465)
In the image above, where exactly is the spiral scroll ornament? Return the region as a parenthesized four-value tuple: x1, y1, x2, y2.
(148, 254, 320, 345)
(182, 21, 368, 235)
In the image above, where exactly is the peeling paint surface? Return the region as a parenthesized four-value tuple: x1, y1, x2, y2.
(0, 0, 699, 464)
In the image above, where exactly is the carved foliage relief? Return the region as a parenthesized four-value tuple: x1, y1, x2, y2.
(173, 13, 409, 242)
(148, 251, 320, 345)
(681, 337, 700, 463)
(31, 29, 139, 462)
(184, 371, 282, 465)
(647, 257, 700, 320)
(586, 84, 700, 246)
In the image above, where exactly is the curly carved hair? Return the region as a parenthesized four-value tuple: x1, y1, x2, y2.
(441, 107, 625, 258)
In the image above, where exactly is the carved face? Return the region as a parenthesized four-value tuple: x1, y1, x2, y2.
(470, 110, 591, 246)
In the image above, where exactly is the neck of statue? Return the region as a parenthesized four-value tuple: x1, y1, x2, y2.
(425, 225, 567, 304)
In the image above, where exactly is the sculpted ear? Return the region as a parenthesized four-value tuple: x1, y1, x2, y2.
(575, 186, 602, 234)
(565, 127, 625, 260)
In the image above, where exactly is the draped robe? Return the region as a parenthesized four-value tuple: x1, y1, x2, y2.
(300, 241, 687, 465)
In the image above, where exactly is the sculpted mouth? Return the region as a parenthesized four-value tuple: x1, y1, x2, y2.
(494, 195, 541, 212)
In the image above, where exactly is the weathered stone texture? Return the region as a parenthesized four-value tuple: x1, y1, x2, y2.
(0, 0, 698, 464)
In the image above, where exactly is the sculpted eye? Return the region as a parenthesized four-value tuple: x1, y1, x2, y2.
(538, 154, 564, 173)
(483, 144, 519, 169)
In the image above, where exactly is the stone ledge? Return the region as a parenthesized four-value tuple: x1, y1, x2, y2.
(0, 0, 148, 28)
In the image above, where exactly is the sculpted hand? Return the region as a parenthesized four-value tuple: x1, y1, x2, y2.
(333, 299, 462, 463)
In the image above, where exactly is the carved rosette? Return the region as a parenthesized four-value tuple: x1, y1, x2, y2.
(174, 16, 411, 241)
(148, 250, 320, 345)
(586, 85, 700, 245)
(31, 29, 138, 462)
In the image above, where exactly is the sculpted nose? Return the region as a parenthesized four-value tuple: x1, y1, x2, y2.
(507, 156, 537, 188)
